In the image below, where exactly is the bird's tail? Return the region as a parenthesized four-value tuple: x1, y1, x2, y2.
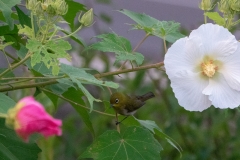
(140, 92, 155, 101)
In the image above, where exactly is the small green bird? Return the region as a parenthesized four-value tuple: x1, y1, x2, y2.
(110, 92, 155, 124)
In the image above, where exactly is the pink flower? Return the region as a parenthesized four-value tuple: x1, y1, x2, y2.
(6, 96, 62, 141)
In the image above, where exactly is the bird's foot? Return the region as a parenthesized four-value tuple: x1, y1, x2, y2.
(115, 121, 120, 125)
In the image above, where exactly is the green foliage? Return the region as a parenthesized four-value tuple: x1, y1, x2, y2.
(0, 0, 21, 30)
(60, 64, 119, 112)
(0, 119, 41, 160)
(26, 39, 72, 75)
(62, 88, 95, 137)
(63, 0, 86, 30)
(119, 9, 185, 43)
(0, 93, 15, 114)
(205, 12, 225, 26)
(15, 6, 31, 28)
(86, 33, 144, 65)
(80, 126, 162, 160)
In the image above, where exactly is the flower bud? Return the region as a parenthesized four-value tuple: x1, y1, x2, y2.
(218, 0, 232, 14)
(79, 8, 94, 27)
(199, 0, 213, 11)
(55, 1, 68, 15)
(46, 4, 56, 16)
(26, 0, 37, 10)
(6, 96, 62, 141)
(41, 2, 49, 11)
(231, 0, 240, 11)
(35, 1, 44, 15)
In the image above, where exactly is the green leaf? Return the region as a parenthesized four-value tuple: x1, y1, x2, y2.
(43, 90, 59, 108)
(47, 83, 70, 95)
(0, 119, 41, 160)
(15, 6, 31, 28)
(0, 0, 21, 30)
(134, 118, 182, 157)
(119, 9, 184, 43)
(17, 45, 53, 75)
(0, 93, 15, 114)
(60, 64, 119, 112)
(62, 87, 95, 137)
(26, 39, 72, 75)
(80, 126, 162, 160)
(0, 25, 23, 49)
(63, 0, 86, 30)
(87, 33, 144, 65)
(204, 12, 225, 26)
(18, 25, 34, 39)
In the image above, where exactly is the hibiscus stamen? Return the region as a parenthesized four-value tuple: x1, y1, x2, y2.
(201, 60, 217, 77)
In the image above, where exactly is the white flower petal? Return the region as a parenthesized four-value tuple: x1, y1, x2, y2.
(218, 44, 240, 91)
(189, 23, 238, 57)
(202, 74, 240, 109)
(170, 70, 211, 111)
(164, 37, 203, 79)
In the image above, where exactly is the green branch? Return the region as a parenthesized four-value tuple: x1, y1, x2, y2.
(0, 62, 164, 92)
(95, 62, 164, 79)
(0, 79, 57, 92)
(0, 52, 33, 78)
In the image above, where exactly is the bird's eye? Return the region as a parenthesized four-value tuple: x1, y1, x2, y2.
(115, 99, 119, 103)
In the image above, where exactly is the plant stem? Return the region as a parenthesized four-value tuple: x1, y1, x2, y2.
(41, 88, 115, 117)
(31, 13, 35, 39)
(118, 33, 150, 70)
(204, 11, 207, 24)
(0, 79, 57, 92)
(54, 25, 82, 40)
(0, 52, 33, 79)
(163, 37, 167, 54)
(1, 75, 65, 81)
(95, 62, 164, 79)
(0, 79, 32, 86)
(0, 62, 164, 92)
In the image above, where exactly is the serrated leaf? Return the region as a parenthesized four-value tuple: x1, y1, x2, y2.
(63, 0, 86, 30)
(0, 93, 15, 114)
(26, 39, 72, 75)
(87, 33, 144, 65)
(60, 64, 119, 112)
(0, 0, 21, 30)
(62, 87, 95, 137)
(80, 126, 162, 160)
(17, 45, 53, 75)
(119, 9, 184, 43)
(205, 12, 225, 26)
(0, 119, 41, 160)
(18, 25, 33, 39)
(134, 118, 182, 157)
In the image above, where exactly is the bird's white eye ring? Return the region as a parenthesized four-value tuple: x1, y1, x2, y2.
(115, 99, 119, 103)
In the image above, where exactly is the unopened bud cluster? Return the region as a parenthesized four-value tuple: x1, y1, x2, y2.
(26, 0, 68, 16)
(199, 0, 214, 11)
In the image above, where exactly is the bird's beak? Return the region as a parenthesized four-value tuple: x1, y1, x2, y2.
(110, 104, 113, 107)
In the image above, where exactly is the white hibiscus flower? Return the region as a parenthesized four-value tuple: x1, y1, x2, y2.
(164, 23, 240, 111)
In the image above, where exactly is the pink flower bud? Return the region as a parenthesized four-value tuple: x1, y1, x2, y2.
(6, 96, 62, 141)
